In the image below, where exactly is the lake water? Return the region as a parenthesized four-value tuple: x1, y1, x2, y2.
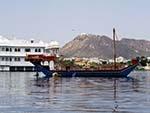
(0, 71, 150, 113)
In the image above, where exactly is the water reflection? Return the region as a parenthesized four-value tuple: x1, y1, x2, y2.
(112, 79, 118, 113)
(0, 72, 150, 113)
(32, 76, 142, 113)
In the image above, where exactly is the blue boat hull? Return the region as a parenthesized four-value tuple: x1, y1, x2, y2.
(32, 62, 137, 78)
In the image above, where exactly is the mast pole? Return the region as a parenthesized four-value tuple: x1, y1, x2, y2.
(113, 28, 117, 70)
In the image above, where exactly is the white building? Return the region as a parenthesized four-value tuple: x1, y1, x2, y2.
(45, 41, 59, 57)
(108, 56, 126, 63)
(45, 41, 60, 70)
(0, 36, 59, 71)
(88, 58, 101, 64)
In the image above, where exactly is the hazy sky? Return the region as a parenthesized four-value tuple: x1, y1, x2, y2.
(0, 0, 150, 46)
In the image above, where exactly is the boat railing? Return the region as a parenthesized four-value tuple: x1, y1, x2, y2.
(25, 54, 56, 62)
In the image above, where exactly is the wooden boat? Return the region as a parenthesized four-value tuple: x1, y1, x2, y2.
(31, 62, 137, 78)
(25, 28, 138, 78)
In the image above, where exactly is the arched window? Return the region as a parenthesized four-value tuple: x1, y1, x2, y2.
(35, 49, 37, 52)
(15, 48, 21, 52)
(18, 48, 20, 52)
(6, 48, 9, 51)
(15, 48, 17, 52)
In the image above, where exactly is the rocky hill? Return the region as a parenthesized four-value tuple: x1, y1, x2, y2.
(60, 34, 150, 59)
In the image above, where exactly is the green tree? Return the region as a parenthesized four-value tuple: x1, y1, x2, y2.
(89, 62, 99, 69)
(140, 56, 147, 66)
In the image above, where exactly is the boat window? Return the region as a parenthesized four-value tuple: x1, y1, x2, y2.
(10, 57, 12, 61)
(38, 49, 41, 52)
(25, 48, 31, 52)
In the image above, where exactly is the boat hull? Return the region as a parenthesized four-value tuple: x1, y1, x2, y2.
(33, 62, 137, 78)
(48, 70, 127, 78)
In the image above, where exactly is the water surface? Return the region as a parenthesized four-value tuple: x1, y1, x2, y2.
(0, 71, 150, 113)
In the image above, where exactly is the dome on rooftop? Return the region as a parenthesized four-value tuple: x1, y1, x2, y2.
(47, 41, 59, 49)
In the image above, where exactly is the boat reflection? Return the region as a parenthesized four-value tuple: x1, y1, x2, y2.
(112, 78, 118, 113)
(32, 74, 144, 113)
(0, 72, 150, 113)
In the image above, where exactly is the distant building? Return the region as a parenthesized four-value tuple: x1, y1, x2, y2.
(45, 41, 59, 56)
(0, 36, 59, 71)
(109, 56, 126, 63)
(116, 56, 125, 63)
(88, 58, 102, 64)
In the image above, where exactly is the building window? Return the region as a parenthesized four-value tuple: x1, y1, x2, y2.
(6, 48, 9, 52)
(15, 48, 20, 52)
(0, 57, 12, 61)
(2, 48, 5, 51)
(38, 49, 41, 52)
(10, 48, 12, 52)
(6, 57, 8, 61)
(18, 48, 20, 52)
(35, 48, 37, 52)
(25, 48, 30, 52)
(14, 57, 20, 61)
(35, 48, 41, 52)
(2, 57, 4, 61)
(15, 48, 17, 52)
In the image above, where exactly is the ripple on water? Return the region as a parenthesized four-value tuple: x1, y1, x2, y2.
(0, 72, 150, 113)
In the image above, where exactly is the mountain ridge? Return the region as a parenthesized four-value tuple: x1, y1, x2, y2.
(60, 34, 150, 59)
